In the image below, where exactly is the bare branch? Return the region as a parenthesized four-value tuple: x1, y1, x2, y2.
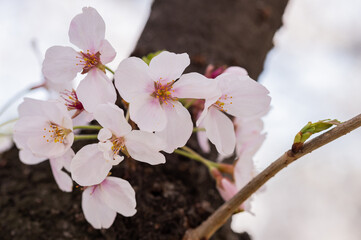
(183, 113, 361, 240)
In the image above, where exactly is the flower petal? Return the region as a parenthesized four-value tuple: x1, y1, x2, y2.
(224, 66, 248, 76)
(149, 51, 190, 81)
(203, 107, 236, 156)
(125, 130, 166, 165)
(99, 40, 116, 64)
(97, 128, 112, 142)
(70, 144, 112, 186)
(18, 149, 47, 165)
(76, 69, 117, 113)
(172, 73, 221, 99)
(94, 103, 132, 137)
(82, 185, 116, 229)
(155, 101, 193, 153)
(42, 46, 82, 84)
(114, 57, 153, 102)
(216, 73, 271, 118)
(49, 157, 73, 192)
(69, 7, 105, 51)
(99, 177, 137, 217)
(129, 96, 167, 132)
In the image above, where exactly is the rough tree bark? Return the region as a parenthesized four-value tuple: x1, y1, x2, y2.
(0, 0, 287, 239)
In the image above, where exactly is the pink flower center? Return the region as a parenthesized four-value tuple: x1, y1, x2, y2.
(214, 94, 233, 112)
(152, 80, 176, 106)
(43, 123, 71, 144)
(61, 89, 84, 111)
(76, 50, 103, 74)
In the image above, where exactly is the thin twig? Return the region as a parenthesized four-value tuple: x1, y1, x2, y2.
(183, 113, 361, 240)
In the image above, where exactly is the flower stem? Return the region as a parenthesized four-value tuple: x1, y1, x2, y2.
(175, 146, 219, 169)
(104, 65, 115, 74)
(73, 125, 102, 130)
(192, 127, 205, 132)
(74, 134, 98, 141)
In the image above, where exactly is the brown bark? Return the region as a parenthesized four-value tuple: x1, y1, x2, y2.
(0, 0, 288, 239)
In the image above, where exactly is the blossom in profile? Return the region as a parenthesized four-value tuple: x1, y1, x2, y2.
(197, 72, 270, 156)
(71, 103, 166, 186)
(114, 51, 219, 152)
(82, 176, 136, 229)
(42, 7, 116, 113)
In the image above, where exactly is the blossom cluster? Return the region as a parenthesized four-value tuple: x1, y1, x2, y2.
(9, 7, 271, 228)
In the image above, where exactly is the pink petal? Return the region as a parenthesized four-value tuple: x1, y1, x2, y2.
(27, 133, 73, 158)
(203, 107, 236, 156)
(94, 103, 132, 137)
(49, 157, 73, 192)
(129, 96, 167, 132)
(216, 74, 271, 118)
(234, 152, 255, 190)
(18, 149, 47, 165)
(218, 178, 238, 202)
(82, 185, 116, 229)
(76, 69, 117, 113)
(149, 51, 190, 81)
(125, 130, 166, 165)
(42, 46, 82, 84)
(196, 93, 221, 126)
(154, 101, 193, 153)
(224, 66, 248, 76)
(97, 128, 112, 142)
(70, 144, 112, 186)
(99, 177, 137, 217)
(69, 7, 105, 52)
(114, 57, 153, 102)
(172, 73, 221, 99)
(99, 40, 116, 64)
(196, 129, 211, 153)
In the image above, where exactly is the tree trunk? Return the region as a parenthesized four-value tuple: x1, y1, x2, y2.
(0, 0, 287, 239)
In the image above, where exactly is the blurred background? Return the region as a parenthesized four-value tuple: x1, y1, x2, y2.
(1, 0, 361, 239)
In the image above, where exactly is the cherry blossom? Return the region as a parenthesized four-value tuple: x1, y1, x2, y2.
(71, 103, 166, 186)
(197, 72, 270, 156)
(13, 98, 74, 161)
(82, 176, 136, 229)
(49, 149, 74, 192)
(114, 51, 219, 152)
(42, 7, 116, 113)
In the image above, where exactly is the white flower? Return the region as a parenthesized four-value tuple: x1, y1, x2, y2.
(197, 72, 270, 156)
(82, 176, 136, 229)
(114, 51, 219, 152)
(42, 7, 116, 113)
(71, 103, 166, 186)
(13, 98, 74, 161)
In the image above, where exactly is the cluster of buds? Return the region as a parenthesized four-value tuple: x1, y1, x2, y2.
(10, 7, 271, 228)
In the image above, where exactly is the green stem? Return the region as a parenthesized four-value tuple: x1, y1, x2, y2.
(175, 146, 219, 169)
(0, 118, 18, 128)
(104, 65, 115, 74)
(74, 134, 98, 141)
(193, 127, 205, 133)
(73, 125, 102, 130)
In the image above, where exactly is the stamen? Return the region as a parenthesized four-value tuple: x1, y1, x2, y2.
(214, 94, 233, 112)
(76, 50, 103, 74)
(43, 122, 71, 144)
(151, 79, 177, 105)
